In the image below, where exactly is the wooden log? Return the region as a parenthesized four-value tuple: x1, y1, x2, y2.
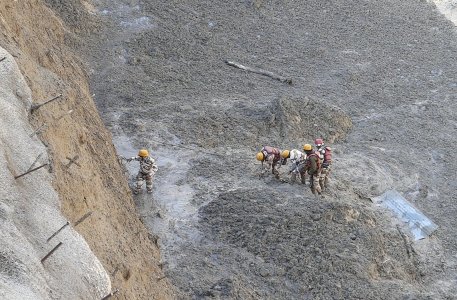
(225, 60, 292, 85)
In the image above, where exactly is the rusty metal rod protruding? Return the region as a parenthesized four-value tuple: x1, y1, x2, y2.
(14, 163, 48, 179)
(73, 211, 93, 227)
(30, 123, 48, 137)
(41, 242, 63, 263)
(27, 153, 44, 172)
(46, 211, 93, 242)
(30, 94, 63, 113)
(65, 155, 81, 169)
(101, 289, 119, 300)
(46, 221, 70, 243)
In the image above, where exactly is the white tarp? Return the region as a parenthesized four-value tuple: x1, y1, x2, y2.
(374, 190, 438, 240)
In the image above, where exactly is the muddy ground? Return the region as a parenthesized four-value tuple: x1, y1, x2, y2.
(49, 0, 457, 298)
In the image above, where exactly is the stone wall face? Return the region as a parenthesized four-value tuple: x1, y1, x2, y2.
(0, 1, 174, 299)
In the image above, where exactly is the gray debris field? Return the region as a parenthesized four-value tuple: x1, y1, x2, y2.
(74, 0, 457, 298)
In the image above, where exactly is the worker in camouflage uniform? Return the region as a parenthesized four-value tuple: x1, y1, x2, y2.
(256, 146, 282, 179)
(315, 138, 332, 191)
(280, 149, 307, 184)
(127, 149, 158, 194)
(303, 144, 322, 195)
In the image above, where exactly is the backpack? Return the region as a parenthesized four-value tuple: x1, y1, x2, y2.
(262, 146, 281, 161)
(323, 147, 332, 167)
(317, 147, 332, 167)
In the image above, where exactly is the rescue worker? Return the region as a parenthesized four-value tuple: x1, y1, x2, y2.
(315, 138, 332, 191)
(303, 144, 322, 195)
(256, 146, 281, 179)
(280, 149, 307, 184)
(127, 149, 158, 194)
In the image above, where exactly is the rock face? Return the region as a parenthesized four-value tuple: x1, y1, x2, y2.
(0, 47, 110, 300)
(0, 1, 174, 299)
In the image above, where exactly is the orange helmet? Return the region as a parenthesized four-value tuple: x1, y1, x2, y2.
(138, 149, 149, 157)
(303, 144, 313, 151)
(281, 150, 290, 159)
(256, 152, 264, 161)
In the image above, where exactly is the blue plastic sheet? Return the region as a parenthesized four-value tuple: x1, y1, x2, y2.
(374, 190, 438, 240)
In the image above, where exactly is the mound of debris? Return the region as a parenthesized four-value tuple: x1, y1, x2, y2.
(199, 188, 424, 299)
(147, 96, 352, 149)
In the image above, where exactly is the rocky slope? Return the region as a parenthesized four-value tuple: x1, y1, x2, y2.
(0, 1, 173, 299)
(3, 0, 457, 299)
(73, 0, 457, 299)
(1, 45, 111, 300)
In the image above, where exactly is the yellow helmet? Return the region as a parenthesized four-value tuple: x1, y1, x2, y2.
(256, 152, 264, 161)
(303, 144, 313, 151)
(281, 150, 290, 159)
(138, 149, 149, 157)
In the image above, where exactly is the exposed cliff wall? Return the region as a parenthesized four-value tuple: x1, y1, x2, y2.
(0, 46, 110, 300)
(0, 1, 174, 299)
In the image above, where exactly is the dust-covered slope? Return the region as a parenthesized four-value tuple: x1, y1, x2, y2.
(0, 47, 110, 300)
(67, 0, 457, 298)
(0, 1, 174, 299)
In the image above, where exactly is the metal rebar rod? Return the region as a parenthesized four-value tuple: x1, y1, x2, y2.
(27, 153, 44, 172)
(14, 163, 48, 179)
(46, 221, 70, 242)
(30, 94, 63, 113)
(47, 211, 92, 243)
(101, 289, 119, 300)
(65, 155, 80, 169)
(73, 211, 93, 227)
(40, 242, 63, 263)
(0, 57, 6, 62)
(29, 123, 48, 137)
(65, 155, 81, 168)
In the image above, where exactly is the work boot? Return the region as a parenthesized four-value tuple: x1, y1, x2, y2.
(273, 169, 280, 179)
(324, 177, 329, 188)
